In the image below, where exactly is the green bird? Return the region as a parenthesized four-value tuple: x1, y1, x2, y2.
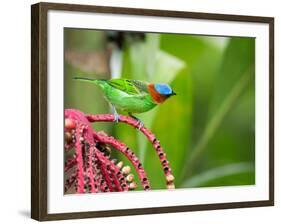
(74, 77, 176, 124)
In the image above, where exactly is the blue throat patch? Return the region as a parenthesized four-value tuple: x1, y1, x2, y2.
(154, 84, 173, 95)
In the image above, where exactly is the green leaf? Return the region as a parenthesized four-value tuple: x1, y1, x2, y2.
(208, 38, 255, 117)
(181, 162, 254, 188)
(160, 34, 226, 148)
(160, 34, 226, 184)
(184, 37, 255, 183)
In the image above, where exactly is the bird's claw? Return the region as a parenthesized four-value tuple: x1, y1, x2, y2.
(112, 105, 120, 123)
(113, 113, 120, 123)
(136, 120, 144, 130)
(129, 113, 144, 129)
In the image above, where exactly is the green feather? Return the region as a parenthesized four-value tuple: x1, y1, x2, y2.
(74, 77, 148, 96)
(74, 77, 157, 113)
(107, 79, 148, 95)
(73, 77, 102, 84)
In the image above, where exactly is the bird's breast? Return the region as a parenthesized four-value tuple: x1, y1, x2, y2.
(148, 84, 168, 104)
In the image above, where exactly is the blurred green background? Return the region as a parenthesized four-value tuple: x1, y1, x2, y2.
(64, 28, 255, 190)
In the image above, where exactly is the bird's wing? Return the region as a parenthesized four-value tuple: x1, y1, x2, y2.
(108, 79, 149, 95)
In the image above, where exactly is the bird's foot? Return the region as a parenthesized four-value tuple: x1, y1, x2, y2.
(129, 114, 144, 129)
(112, 106, 120, 123)
(137, 121, 144, 130)
(113, 113, 120, 123)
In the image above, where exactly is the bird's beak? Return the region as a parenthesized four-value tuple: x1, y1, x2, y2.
(171, 91, 177, 96)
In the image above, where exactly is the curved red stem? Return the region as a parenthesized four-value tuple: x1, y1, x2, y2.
(87, 114, 174, 187)
(94, 132, 151, 190)
(75, 124, 85, 193)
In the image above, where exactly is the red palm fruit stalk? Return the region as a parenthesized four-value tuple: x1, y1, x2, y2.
(95, 150, 127, 191)
(65, 172, 77, 192)
(94, 132, 151, 190)
(85, 143, 98, 193)
(65, 109, 136, 193)
(64, 156, 77, 173)
(87, 114, 175, 189)
(65, 109, 175, 193)
(65, 110, 100, 193)
(74, 123, 86, 193)
(82, 128, 101, 193)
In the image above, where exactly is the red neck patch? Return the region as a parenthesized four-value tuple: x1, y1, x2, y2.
(148, 84, 168, 104)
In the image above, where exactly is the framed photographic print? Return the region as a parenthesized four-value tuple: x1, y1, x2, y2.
(31, 2, 274, 221)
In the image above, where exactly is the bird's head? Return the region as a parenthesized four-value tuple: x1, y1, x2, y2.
(148, 83, 176, 104)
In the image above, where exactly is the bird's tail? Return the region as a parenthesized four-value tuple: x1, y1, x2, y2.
(73, 76, 96, 83)
(73, 77, 106, 85)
